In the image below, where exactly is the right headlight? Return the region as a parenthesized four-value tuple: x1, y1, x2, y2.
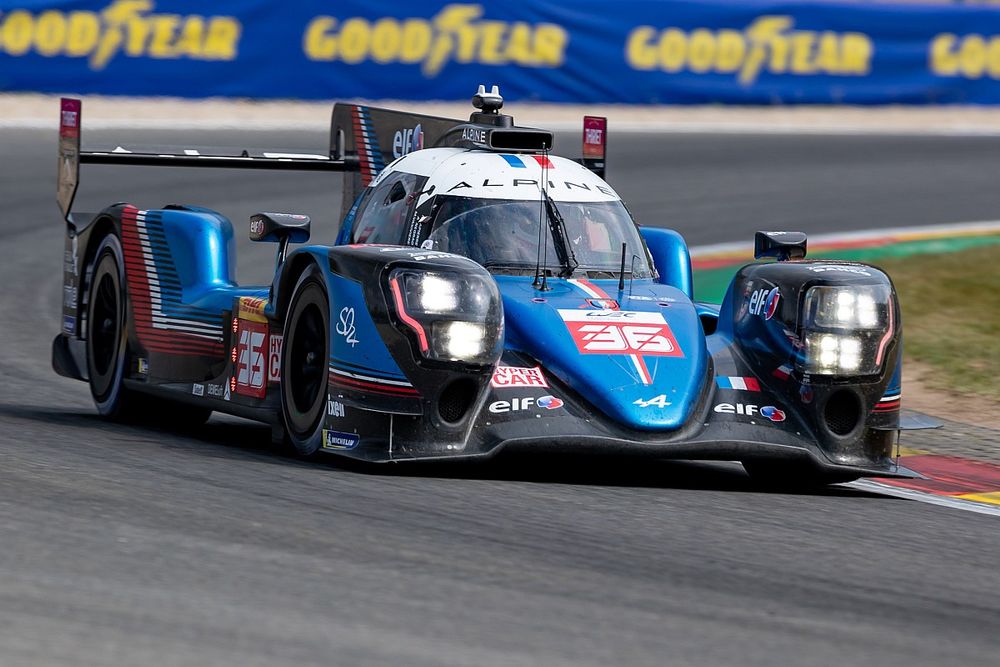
(388, 269, 502, 365)
(798, 284, 894, 376)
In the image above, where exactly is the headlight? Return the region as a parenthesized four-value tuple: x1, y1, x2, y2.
(388, 269, 502, 364)
(798, 284, 894, 376)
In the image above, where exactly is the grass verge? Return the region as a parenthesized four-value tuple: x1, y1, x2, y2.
(873, 245, 999, 400)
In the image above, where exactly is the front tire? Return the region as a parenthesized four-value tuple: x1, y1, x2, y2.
(281, 267, 330, 456)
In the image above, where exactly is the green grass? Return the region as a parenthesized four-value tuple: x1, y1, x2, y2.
(873, 246, 1000, 399)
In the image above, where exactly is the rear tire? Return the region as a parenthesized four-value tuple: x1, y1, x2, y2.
(86, 234, 211, 428)
(742, 460, 859, 489)
(87, 235, 134, 417)
(281, 267, 330, 456)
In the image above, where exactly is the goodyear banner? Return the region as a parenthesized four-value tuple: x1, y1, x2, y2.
(2, 0, 1000, 104)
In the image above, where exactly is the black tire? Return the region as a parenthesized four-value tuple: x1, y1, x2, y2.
(281, 267, 330, 456)
(86, 234, 211, 427)
(87, 235, 134, 417)
(742, 460, 859, 489)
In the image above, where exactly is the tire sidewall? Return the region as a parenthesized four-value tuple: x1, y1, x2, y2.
(87, 234, 129, 416)
(281, 266, 330, 456)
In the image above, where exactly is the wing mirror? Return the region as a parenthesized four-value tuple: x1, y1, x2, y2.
(250, 212, 311, 266)
(754, 230, 807, 261)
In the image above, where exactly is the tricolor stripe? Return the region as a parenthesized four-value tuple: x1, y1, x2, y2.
(772, 364, 792, 380)
(328, 365, 419, 397)
(716, 376, 761, 391)
(352, 106, 384, 186)
(120, 207, 224, 357)
(567, 279, 652, 385)
(500, 154, 525, 168)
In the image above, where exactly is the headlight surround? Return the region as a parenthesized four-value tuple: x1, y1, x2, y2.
(388, 269, 502, 364)
(798, 284, 894, 376)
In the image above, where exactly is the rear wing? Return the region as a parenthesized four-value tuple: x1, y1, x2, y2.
(57, 97, 359, 224)
(58, 92, 608, 225)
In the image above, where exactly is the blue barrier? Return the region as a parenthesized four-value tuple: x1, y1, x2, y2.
(1, 0, 1000, 103)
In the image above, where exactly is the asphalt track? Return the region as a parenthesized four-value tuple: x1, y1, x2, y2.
(1, 127, 998, 666)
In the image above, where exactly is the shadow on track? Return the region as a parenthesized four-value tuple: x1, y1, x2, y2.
(1, 403, 890, 499)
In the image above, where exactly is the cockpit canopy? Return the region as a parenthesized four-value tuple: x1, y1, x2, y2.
(340, 149, 655, 279)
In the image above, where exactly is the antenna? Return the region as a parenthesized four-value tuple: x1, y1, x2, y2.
(534, 143, 551, 291)
(618, 243, 627, 292)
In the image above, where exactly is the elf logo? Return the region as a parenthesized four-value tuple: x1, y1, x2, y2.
(392, 124, 424, 158)
(489, 395, 564, 413)
(748, 287, 780, 320)
(713, 403, 786, 422)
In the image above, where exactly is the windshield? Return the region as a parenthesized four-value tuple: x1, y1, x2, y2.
(425, 196, 654, 278)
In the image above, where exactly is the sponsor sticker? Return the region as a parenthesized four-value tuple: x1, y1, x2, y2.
(488, 395, 563, 413)
(748, 287, 780, 320)
(62, 315, 76, 334)
(235, 319, 268, 398)
(715, 376, 760, 391)
(237, 296, 268, 323)
(322, 429, 360, 451)
(336, 307, 359, 347)
(713, 403, 786, 422)
(268, 334, 282, 382)
(192, 383, 205, 397)
(137, 358, 149, 375)
(207, 384, 225, 398)
(327, 398, 346, 418)
(558, 309, 683, 357)
(491, 366, 548, 389)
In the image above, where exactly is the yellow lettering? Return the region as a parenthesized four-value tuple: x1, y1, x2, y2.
(659, 29, 686, 73)
(174, 17, 205, 58)
(959, 34, 986, 78)
(988, 38, 1000, 78)
(715, 30, 745, 73)
(814, 32, 840, 74)
(34, 11, 67, 57)
(688, 29, 715, 73)
(3, 10, 34, 56)
(625, 26, 657, 70)
(839, 33, 871, 75)
(399, 19, 430, 63)
(741, 15, 791, 85)
(425, 4, 481, 76)
(304, 17, 337, 60)
(478, 21, 505, 64)
(339, 17, 369, 64)
(123, 18, 150, 57)
(202, 18, 239, 60)
(930, 34, 959, 76)
(66, 12, 100, 57)
(790, 32, 815, 74)
(149, 15, 180, 58)
(370, 18, 401, 64)
(504, 22, 532, 65)
(532, 24, 566, 66)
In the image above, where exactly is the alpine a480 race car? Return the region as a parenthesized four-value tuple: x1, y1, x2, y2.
(53, 86, 930, 485)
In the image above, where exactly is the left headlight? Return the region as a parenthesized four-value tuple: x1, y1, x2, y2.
(798, 284, 894, 376)
(388, 269, 502, 365)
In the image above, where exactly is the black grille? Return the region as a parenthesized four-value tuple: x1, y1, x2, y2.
(824, 390, 862, 436)
(438, 379, 477, 424)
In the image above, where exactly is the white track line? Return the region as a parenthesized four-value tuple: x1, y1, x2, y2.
(846, 480, 1000, 517)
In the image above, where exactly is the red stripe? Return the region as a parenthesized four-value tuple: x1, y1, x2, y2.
(576, 278, 611, 300)
(532, 155, 554, 169)
(744, 377, 761, 391)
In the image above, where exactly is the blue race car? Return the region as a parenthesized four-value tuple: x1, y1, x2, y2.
(53, 86, 926, 485)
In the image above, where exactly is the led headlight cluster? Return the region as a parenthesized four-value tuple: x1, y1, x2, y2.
(388, 269, 502, 364)
(798, 284, 893, 376)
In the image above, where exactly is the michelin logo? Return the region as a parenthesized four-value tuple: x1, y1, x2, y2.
(322, 429, 360, 451)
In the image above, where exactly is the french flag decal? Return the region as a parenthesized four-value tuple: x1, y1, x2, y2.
(772, 364, 793, 380)
(716, 376, 761, 391)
